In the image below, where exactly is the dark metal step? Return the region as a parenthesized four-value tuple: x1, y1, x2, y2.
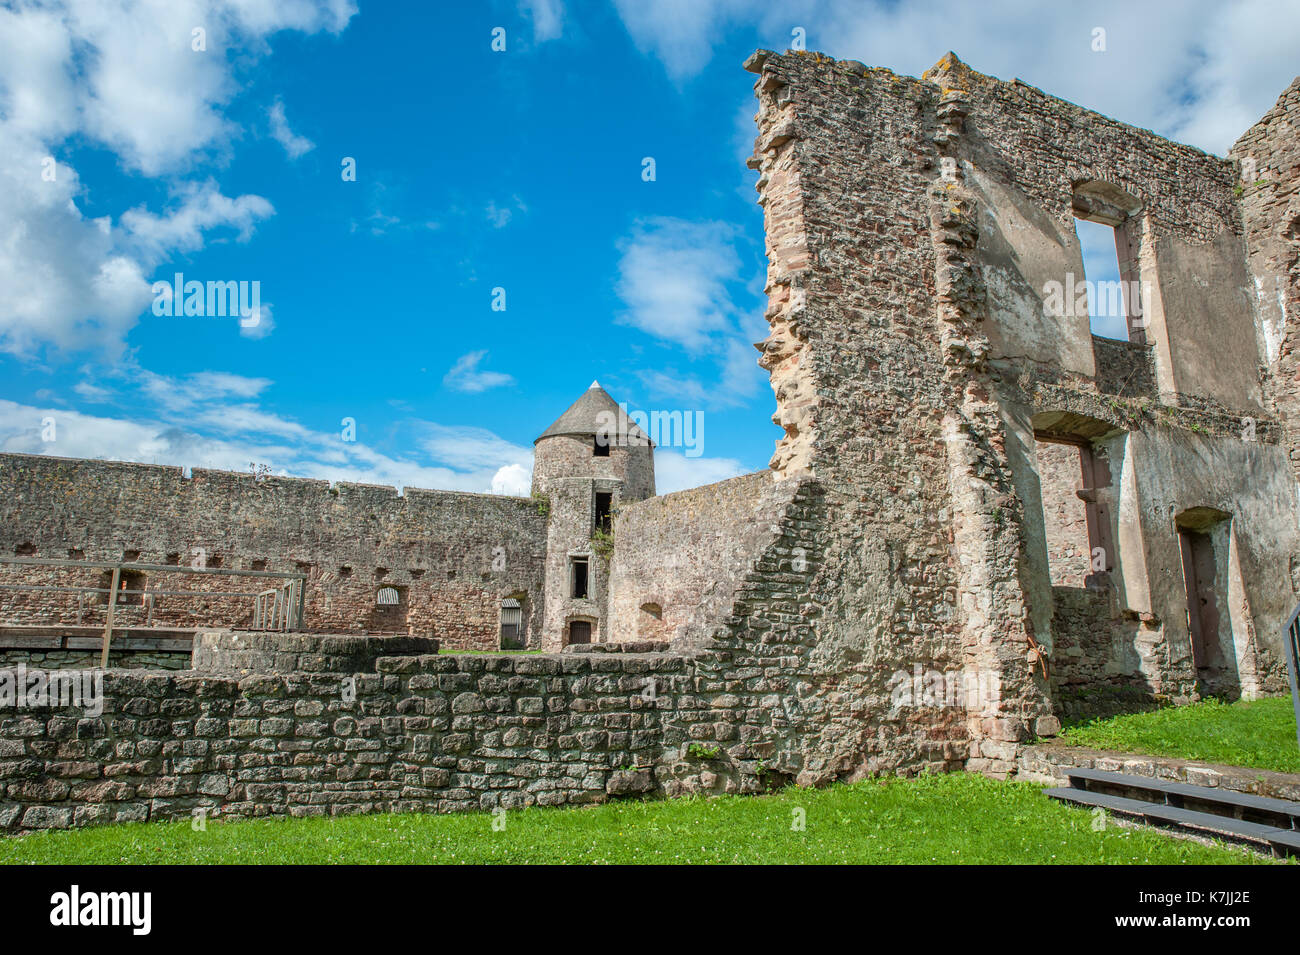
(1063, 766, 1300, 829)
(1046, 786, 1300, 857)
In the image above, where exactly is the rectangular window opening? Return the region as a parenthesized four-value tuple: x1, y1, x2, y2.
(570, 557, 589, 599)
(594, 492, 612, 534)
(1074, 216, 1138, 342)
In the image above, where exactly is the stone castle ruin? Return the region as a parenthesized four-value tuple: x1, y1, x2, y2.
(1, 50, 1298, 832)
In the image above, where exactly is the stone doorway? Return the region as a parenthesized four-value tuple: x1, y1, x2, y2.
(1178, 526, 1222, 675)
(500, 597, 524, 650)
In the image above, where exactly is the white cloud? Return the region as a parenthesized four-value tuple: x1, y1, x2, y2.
(419, 424, 533, 473)
(269, 98, 315, 158)
(120, 180, 274, 262)
(616, 217, 745, 351)
(0, 1, 353, 358)
(0, 362, 537, 496)
(611, 0, 1300, 154)
(0, 134, 149, 356)
(617, 217, 766, 410)
(653, 448, 749, 494)
(239, 302, 275, 340)
(519, 0, 564, 42)
(132, 368, 270, 408)
(55, 0, 356, 174)
(611, 0, 754, 82)
(485, 195, 527, 229)
(443, 350, 515, 393)
(491, 462, 533, 495)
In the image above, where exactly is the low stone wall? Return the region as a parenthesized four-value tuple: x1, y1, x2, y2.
(191, 630, 441, 675)
(0, 648, 191, 671)
(0, 651, 694, 832)
(0, 626, 196, 672)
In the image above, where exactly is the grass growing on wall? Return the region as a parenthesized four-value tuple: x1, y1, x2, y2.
(1060, 695, 1300, 774)
(0, 773, 1277, 865)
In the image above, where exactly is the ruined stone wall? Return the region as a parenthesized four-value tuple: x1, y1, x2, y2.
(606, 470, 795, 648)
(0, 649, 692, 832)
(746, 50, 1052, 779)
(939, 53, 1261, 415)
(921, 52, 1300, 707)
(1234, 78, 1300, 485)
(0, 453, 547, 651)
(735, 49, 1300, 784)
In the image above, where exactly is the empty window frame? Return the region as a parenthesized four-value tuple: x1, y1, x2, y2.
(1074, 217, 1132, 341)
(594, 492, 613, 534)
(570, 557, 589, 599)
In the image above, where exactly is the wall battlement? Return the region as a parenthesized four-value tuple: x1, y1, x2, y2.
(0, 451, 547, 649)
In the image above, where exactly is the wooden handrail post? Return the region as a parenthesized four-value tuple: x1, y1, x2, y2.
(100, 566, 120, 668)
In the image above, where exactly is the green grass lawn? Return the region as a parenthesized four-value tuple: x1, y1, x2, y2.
(0, 772, 1276, 865)
(1060, 695, 1300, 774)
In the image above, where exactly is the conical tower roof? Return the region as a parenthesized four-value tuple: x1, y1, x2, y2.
(534, 381, 652, 446)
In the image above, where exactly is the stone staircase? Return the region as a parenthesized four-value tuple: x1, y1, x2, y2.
(1047, 767, 1300, 858)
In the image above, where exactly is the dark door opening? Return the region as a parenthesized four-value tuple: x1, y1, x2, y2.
(1178, 528, 1221, 673)
(568, 620, 591, 645)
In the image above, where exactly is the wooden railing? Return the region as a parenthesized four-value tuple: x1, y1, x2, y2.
(0, 557, 307, 666)
(252, 579, 302, 632)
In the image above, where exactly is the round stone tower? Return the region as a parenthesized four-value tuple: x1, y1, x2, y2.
(532, 382, 654, 649)
(531, 381, 655, 501)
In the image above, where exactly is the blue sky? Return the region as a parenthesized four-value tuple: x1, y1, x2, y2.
(1, 0, 1297, 495)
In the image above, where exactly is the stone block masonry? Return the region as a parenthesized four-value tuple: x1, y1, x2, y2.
(192, 630, 441, 675)
(3, 49, 1300, 833)
(0, 649, 692, 832)
(0, 453, 547, 650)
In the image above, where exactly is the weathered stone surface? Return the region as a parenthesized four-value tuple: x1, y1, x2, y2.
(0, 458, 546, 650)
(0, 48, 1298, 834)
(0, 654, 695, 832)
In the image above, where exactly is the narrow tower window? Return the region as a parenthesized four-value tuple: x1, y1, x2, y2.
(570, 557, 589, 599)
(593, 435, 610, 457)
(594, 492, 612, 534)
